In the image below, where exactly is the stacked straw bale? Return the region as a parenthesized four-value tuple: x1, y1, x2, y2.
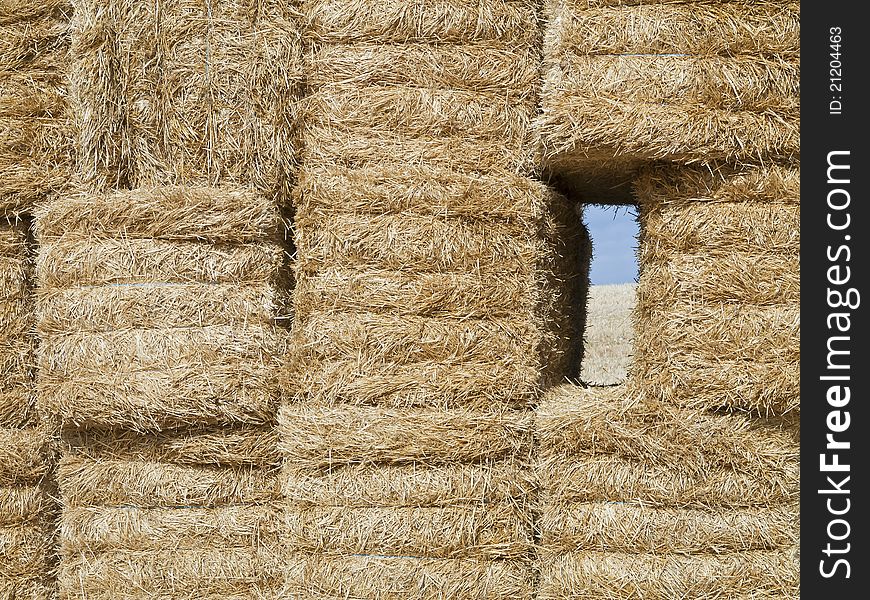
(633, 163, 800, 415)
(70, 0, 303, 203)
(0, 0, 73, 214)
(34, 187, 287, 431)
(281, 0, 588, 596)
(56, 426, 284, 599)
(536, 384, 799, 599)
(536, 0, 799, 200)
(1, 219, 56, 599)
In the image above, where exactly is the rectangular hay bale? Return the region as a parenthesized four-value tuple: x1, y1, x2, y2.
(35, 187, 286, 430)
(537, 0, 799, 188)
(58, 427, 284, 600)
(70, 0, 303, 198)
(0, 0, 72, 214)
(633, 164, 800, 414)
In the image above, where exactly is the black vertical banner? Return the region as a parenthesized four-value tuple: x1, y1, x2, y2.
(802, 2, 869, 597)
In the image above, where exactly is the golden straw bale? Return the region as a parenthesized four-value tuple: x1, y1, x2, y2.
(305, 87, 535, 150)
(58, 427, 285, 599)
(0, 523, 54, 592)
(70, 0, 303, 198)
(35, 189, 286, 430)
(61, 504, 282, 552)
(59, 456, 281, 509)
(58, 546, 285, 599)
(39, 325, 281, 431)
(0, 427, 52, 485)
(286, 313, 549, 409)
(278, 405, 533, 470)
(634, 164, 800, 414)
(636, 303, 799, 364)
(541, 501, 798, 554)
(0, 486, 53, 527)
(304, 0, 540, 44)
(284, 554, 533, 600)
(303, 126, 536, 175)
(538, 0, 799, 177)
(537, 385, 798, 479)
(554, 2, 799, 56)
(37, 283, 281, 335)
(538, 549, 799, 599)
(64, 425, 280, 468)
(307, 42, 539, 95)
(635, 162, 800, 205)
(540, 454, 798, 509)
(295, 164, 555, 225)
(0, 0, 72, 214)
(35, 186, 283, 242)
(1, 220, 34, 429)
(283, 462, 532, 508)
(636, 252, 799, 306)
(287, 504, 532, 559)
(36, 238, 282, 289)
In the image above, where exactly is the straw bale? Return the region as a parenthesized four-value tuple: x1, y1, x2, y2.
(286, 313, 552, 409)
(60, 456, 281, 509)
(58, 546, 284, 599)
(38, 283, 281, 335)
(284, 554, 533, 600)
(635, 162, 800, 205)
(295, 164, 555, 225)
(0, 222, 33, 429)
(295, 267, 540, 320)
(634, 164, 800, 413)
(537, 385, 798, 477)
(296, 212, 549, 274)
(637, 303, 799, 364)
(0, 1, 72, 214)
(35, 186, 283, 243)
(37, 237, 282, 289)
(303, 126, 536, 175)
(287, 504, 532, 559)
(641, 202, 799, 261)
(637, 252, 799, 306)
(71, 0, 303, 198)
(284, 462, 531, 508)
(0, 525, 53, 596)
(39, 325, 281, 430)
(305, 87, 535, 150)
(0, 485, 54, 528)
(278, 405, 533, 469)
(304, 0, 540, 44)
(64, 425, 280, 468)
(0, 427, 51, 485)
(540, 453, 798, 509)
(307, 42, 539, 95)
(542, 501, 798, 554)
(538, 549, 799, 599)
(634, 360, 799, 416)
(553, 2, 799, 56)
(538, 1, 799, 171)
(61, 503, 282, 552)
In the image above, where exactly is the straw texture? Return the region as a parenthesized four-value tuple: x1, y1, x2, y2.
(633, 164, 800, 414)
(57, 427, 283, 600)
(537, 0, 799, 199)
(34, 187, 287, 431)
(70, 0, 304, 202)
(536, 384, 799, 599)
(282, 2, 586, 596)
(0, 0, 73, 215)
(0, 218, 57, 599)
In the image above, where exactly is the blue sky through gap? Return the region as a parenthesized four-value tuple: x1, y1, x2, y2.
(584, 204, 639, 285)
